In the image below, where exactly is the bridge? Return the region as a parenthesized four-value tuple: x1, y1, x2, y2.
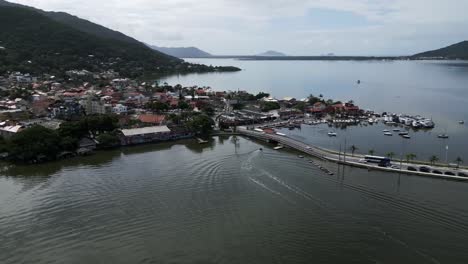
(236, 127, 468, 182)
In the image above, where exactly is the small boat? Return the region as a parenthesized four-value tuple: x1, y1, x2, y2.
(393, 129, 400, 132)
(438, 134, 449, 139)
(298, 155, 304, 159)
(402, 135, 411, 139)
(274, 145, 284, 150)
(398, 131, 409, 136)
(460, 121, 465, 124)
(384, 132, 393, 136)
(383, 129, 390, 133)
(327, 132, 337, 137)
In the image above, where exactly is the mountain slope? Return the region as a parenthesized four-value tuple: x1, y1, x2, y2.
(0, 0, 138, 44)
(412, 41, 468, 59)
(257, 50, 287, 56)
(0, 6, 185, 77)
(149, 46, 212, 58)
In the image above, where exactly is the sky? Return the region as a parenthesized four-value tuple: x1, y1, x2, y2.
(8, 0, 468, 55)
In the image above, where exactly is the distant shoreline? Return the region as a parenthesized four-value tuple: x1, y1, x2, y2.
(184, 56, 468, 61)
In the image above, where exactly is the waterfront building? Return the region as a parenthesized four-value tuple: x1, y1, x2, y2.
(120, 125, 192, 145)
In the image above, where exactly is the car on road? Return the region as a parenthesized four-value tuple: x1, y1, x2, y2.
(419, 166, 431, 173)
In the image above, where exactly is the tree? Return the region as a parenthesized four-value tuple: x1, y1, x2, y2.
(255, 92, 270, 100)
(455, 157, 463, 168)
(178, 101, 191, 110)
(308, 94, 321, 105)
(386, 152, 395, 160)
(368, 149, 375, 155)
(294, 102, 307, 112)
(186, 114, 214, 136)
(350, 145, 358, 157)
(60, 136, 79, 151)
(429, 155, 439, 165)
(9, 126, 62, 162)
(96, 132, 120, 148)
(146, 101, 169, 112)
(406, 153, 417, 162)
(261, 102, 280, 112)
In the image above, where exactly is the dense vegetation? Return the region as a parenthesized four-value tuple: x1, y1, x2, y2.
(0, 5, 240, 77)
(412, 41, 468, 59)
(0, 115, 120, 163)
(0, 0, 139, 44)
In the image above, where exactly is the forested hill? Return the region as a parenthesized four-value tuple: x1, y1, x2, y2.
(412, 41, 468, 60)
(0, 6, 182, 77)
(0, 3, 240, 77)
(0, 0, 139, 44)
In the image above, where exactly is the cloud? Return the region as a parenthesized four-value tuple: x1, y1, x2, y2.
(7, 0, 468, 55)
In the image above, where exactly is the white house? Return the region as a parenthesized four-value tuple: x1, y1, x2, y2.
(112, 104, 128, 114)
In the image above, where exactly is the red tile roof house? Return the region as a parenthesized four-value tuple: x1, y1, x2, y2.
(325, 103, 346, 114)
(169, 99, 179, 108)
(196, 89, 207, 96)
(344, 103, 360, 115)
(307, 102, 327, 114)
(153, 92, 171, 103)
(137, 114, 166, 125)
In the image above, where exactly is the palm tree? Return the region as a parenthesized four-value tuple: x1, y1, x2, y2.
(350, 145, 358, 157)
(368, 149, 375, 156)
(429, 155, 439, 165)
(406, 153, 417, 162)
(455, 157, 463, 168)
(386, 152, 395, 160)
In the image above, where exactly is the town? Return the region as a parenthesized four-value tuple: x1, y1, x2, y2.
(0, 69, 437, 164)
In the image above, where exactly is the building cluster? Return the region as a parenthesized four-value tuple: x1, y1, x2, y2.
(0, 70, 227, 148)
(0, 68, 366, 154)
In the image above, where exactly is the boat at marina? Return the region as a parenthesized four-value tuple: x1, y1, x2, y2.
(327, 132, 337, 137)
(384, 132, 393, 136)
(398, 131, 409, 135)
(402, 135, 411, 139)
(438, 134, 449, 139)
(393, 128, 400, 132)
(460, 121, 465, 124)
(274, 145, 285, 150)
(383, 129, 390, 133)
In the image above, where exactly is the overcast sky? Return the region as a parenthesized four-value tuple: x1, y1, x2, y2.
(9, 0, 468, 55)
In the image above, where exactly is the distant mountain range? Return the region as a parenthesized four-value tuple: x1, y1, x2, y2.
(148, 46, 212, 58)
(412, 41, 468, 60)
(0, 0, 240, 77)
(256, 50, 287, 57)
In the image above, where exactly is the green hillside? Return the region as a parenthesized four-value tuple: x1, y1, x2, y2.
(412, 41, 468, 59)
(0, 4, 240, 77)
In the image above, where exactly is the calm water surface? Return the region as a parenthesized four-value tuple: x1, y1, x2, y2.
(163, 59, 468, 161)
(1, 137, 468, 263)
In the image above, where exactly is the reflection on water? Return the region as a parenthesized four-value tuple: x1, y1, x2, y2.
(1, 137, 468, 263)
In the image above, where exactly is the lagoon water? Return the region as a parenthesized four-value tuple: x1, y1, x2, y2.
(1, 137, 468, 263)
(2, 60, 468, 263)
(163, 59, 468, 161)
